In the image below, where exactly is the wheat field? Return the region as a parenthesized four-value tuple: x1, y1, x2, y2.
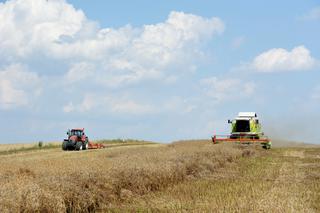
(0, 140, 319, 212)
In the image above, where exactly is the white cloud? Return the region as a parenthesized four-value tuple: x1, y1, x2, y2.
(91, 12, 224, 86)
(0, 0, 92, 59)
(252, 46, 316, 72)
(110, 100, 154, 114)
(0, 0, 225, 86)
(64, 62, 95, 83)
(134, 11, 224, 58)
(302, 7, 320, 21)
(0, 64, 41, 109)
(0, 0, 226, 119)
(62, 93, 198, 115)
(63, 93, 155, 115)
(200, 77, 255, 103)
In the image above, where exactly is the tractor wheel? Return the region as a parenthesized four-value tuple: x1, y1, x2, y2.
(83, 142, 89, 150)
(75, 142, 83, 151)
(62, 141, 68, 151)
(83, 137, 89, 150)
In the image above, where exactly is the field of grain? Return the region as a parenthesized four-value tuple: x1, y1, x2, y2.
(0, 140, 319, 212)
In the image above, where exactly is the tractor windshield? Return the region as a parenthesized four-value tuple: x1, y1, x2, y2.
(235, 120, 250, 132)
(70, 130, 83, 137)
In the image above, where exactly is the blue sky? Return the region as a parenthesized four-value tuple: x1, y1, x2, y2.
(0, 0, 319, 143)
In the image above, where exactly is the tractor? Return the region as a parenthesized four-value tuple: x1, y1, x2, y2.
(212, 112, 272, 149)
(62, 128, 105, 151)
(62, 128, 89, 151)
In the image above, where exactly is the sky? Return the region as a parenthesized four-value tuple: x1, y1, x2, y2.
(0, 0, 319, 143)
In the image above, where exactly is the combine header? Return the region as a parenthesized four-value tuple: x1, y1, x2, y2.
(212, 112, 272, 149)
(62, 128, 105, 151)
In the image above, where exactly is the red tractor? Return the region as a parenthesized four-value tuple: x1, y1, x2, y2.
(62, 128, 105, 151)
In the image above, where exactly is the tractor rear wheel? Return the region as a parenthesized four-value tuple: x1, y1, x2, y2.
(75, 142, 83, 151)
(62, 141, 68, 151)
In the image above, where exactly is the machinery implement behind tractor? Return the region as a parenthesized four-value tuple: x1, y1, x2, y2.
(62, 128, 105, 151)
(212, 112, 272, 149)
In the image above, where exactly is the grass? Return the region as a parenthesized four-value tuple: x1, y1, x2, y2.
(97, 139, 158, 148)
(0, 142, 60, 155)
(97, 138, 156, 144)
(0, 140, 318, 212)
(0, 139, 155, 155)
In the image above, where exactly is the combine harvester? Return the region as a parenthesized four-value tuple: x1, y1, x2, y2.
(212, 112, 272, 149)
(62, 128, 105, 151)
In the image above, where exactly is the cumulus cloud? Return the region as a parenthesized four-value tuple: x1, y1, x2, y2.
(62, 93, 198, 115)
(63, 93, 155, 115)
(200, 77, 255, 102)
(64, 62, 95, 83)
(0, 0, 93, 59)
(0, 0, 226, 116)
(252, 46, 316, 72)
(0, 64, 41, 109)
(0, 0, 225, 86)
(78, 11, 223, 86)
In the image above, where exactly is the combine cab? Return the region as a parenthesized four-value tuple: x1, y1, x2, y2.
(212, 112, 272, 149)
(62, 128, 105, 151)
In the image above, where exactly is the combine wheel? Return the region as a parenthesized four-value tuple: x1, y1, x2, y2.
(62, 141, 68, 151)
(262, 143, 272, 150)
(75, 142, 83, 151)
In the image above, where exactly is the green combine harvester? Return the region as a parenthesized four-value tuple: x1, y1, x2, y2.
(212, 112, 272, 149)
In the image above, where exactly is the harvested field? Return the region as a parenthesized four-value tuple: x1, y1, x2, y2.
(0, 140, 319, 212)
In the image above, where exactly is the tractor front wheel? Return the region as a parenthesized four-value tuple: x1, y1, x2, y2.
(83, 142, 89, 150)
(75, 142, 83, 151)
(62, 141, 68, 151)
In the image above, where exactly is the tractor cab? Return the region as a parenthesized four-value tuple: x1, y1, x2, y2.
(68, 129, 84, 137)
